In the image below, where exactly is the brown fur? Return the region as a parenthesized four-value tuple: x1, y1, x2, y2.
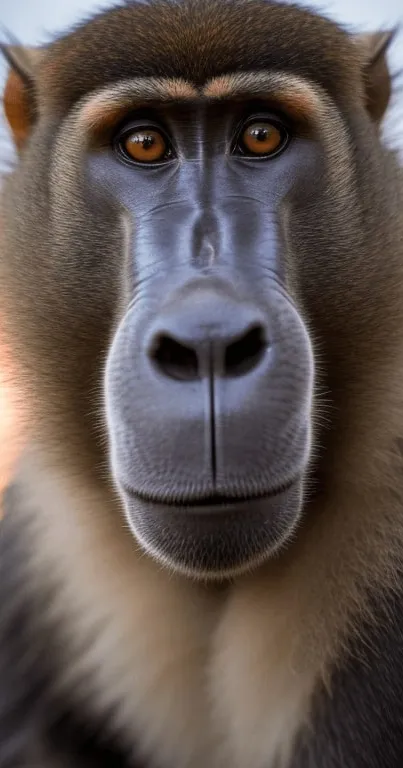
(0, 2, 402, 767)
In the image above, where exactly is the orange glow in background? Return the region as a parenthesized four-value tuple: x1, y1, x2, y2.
(0, 336, 25, 510)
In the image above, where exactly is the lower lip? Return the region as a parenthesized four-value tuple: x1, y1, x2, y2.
(120, 475, 299, 511)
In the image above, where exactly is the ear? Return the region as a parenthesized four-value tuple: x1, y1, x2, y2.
(354, 28, 398, 123)
(1, 41, 43, 151)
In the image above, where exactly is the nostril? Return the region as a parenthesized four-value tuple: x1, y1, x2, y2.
(150, 333, 199, 381)
(225, 324, 267, 377)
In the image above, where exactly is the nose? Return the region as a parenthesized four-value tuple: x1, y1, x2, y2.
(146, 289, 269, 381)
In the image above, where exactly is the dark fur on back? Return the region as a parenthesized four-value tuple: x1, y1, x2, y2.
(0, 486, 136, 768)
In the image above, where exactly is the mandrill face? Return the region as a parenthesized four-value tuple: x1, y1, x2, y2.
(100, 93, 318, 578)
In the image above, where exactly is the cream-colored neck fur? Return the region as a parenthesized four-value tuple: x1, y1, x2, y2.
(19, 418, 403, 768)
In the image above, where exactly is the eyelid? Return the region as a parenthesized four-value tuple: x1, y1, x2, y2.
(115, 120, 171, 146)
(113, 117, 176, 165)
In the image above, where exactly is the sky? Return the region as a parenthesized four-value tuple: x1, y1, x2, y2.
(0, 0, 402, 168)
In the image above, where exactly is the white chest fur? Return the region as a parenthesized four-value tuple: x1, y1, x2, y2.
(25, 464, 320, 768)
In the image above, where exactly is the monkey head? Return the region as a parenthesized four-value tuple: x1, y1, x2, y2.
(0, 0, 397, 579)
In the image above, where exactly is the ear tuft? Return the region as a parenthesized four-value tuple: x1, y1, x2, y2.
(354, 28, 398, 123)
(1, 34, 43, 151)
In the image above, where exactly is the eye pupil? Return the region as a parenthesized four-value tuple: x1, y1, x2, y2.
(139, 134, 154, 149)
(252, 127, 269, 142)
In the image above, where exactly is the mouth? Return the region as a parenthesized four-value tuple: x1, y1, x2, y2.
(119, 476, 304, 579)
(120, 475, 298, 508)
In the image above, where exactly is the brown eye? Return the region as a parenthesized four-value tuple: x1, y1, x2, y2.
(239, 120, 287, 157)
(121, 128, 170, 164)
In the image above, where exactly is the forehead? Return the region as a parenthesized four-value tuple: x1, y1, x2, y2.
(40, 0, 361, 113)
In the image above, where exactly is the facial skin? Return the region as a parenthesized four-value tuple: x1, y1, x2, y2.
(84, 97, 318, 579)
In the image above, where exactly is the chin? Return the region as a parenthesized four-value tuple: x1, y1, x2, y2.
(119, 478, 305, 580)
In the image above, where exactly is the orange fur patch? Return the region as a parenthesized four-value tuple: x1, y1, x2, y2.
(3, 69, 32, 150)
(203, 71, 321, 124)
(80, 78, 197, 136)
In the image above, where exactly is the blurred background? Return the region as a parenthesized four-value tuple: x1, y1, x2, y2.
(0, 0, 402, 495)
